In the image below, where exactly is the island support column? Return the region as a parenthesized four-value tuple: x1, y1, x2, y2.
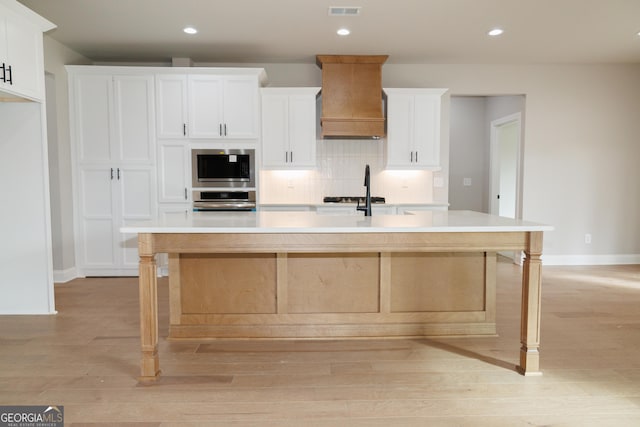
(518, 231, 544, 376)
(138, 233, 160, 380)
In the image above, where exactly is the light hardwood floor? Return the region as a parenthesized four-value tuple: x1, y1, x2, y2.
(1, 260, 639, 426)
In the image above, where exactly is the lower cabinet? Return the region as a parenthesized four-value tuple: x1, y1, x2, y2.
(76, 165, 156, 276)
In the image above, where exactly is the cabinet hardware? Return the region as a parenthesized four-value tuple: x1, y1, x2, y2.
(117, 168, 121, 180)
(0, 63, 5, 83)
(285, 151, 289, 163)
(110, 168, 114, 180)
(184, 188, 187, 200)
(410, 151, 414, 162)
(5, 65, 12, 85)
(219, 123, 222, 136)
(290, 151, 293, 163)
(415, 151, 418, 163)
(224, 124, 227, 136)
(183, 124, 186, 136)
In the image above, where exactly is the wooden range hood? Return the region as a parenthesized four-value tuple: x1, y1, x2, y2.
(316, 55, 388, 138)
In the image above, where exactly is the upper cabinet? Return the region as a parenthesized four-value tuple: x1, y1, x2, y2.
(384, 88, 448, 169)
(156, 71, 264, 140)
(72, 73, 155, 165)
(0, 0, 55, 101)
(261, 87, 320, 168)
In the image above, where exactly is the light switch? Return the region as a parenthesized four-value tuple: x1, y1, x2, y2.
(463, 178, 472, 186)
(433, 177, 444, 188)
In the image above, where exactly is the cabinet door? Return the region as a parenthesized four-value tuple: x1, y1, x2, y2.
(1, 11, 43, 99)
(261, 94, 289, 167)
(156, 75, 187, 138)
(158, 142, 189, 203)
(413, 95, 441, 168)
(288, 95, 316, 167)
(223, 76, 258, 139)
(188, 75, 223, 138)
(117, 166, 156, 268)
(77, 166, 117, 268)
(385, 94, 414, 167)
(73, 74, 113, 164)
(113, 75, 155, 163)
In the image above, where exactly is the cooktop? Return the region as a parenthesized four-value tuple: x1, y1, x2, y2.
(323, 196, 386, 204)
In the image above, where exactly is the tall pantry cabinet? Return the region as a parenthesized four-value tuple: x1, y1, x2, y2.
(68, 68, 156, 276)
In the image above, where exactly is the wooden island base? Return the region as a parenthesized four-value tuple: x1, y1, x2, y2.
(168, 251, 497, 339)
(134, 227, 545, 380)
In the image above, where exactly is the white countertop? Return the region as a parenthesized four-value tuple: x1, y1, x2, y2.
(121, 210, 552, 234)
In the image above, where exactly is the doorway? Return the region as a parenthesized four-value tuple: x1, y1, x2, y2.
(490, 112, 523, 263)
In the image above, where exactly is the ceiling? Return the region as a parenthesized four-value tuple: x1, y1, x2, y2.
(18, 0, 640, 65)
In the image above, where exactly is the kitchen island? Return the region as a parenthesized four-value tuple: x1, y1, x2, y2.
(121, 210, 552, 380)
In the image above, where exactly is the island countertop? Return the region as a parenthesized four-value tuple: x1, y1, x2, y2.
(120, 210, 552, 234)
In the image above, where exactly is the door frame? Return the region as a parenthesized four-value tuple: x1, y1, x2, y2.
(489, 112, 523, 219)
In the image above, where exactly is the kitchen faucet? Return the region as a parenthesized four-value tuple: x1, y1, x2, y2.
(356, 164, 372, 217)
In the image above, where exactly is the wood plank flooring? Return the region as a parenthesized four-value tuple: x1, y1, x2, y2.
(1, 261, 639, 425)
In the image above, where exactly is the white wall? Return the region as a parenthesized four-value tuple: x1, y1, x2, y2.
(42, 36, 91, 281)
(449, 97, 487, 211)
(47, 51, 640, 264)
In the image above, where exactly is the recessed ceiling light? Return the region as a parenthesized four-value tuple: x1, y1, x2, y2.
(488, 28, 504, 36)
(337, 28, 350, 36)
(183, 27, 198, 35)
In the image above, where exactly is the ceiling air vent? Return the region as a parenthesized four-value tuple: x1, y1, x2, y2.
(328, 6, 361, 16)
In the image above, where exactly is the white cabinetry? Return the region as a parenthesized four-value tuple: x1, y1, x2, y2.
(157, 141, 189, 203)
(69, 71, 156, 276)
(156, 73, 261, 139)
(384, 88, 447, 169)
(0, 1, 54, 100)
(261, 87, 319, 168)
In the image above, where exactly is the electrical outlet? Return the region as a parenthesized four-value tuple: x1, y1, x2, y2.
(584, 233, 592, 244)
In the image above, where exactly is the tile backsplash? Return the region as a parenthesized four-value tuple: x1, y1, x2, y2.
(259, 139, 434, 204)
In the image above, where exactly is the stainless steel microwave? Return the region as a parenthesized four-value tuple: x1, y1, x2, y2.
(191, 148, 255, 188)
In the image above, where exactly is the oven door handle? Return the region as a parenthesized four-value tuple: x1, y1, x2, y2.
(193, 202, 257, 210)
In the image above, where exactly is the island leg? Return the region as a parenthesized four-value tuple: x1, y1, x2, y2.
(138, 234, 160, 380)
(518, 231, 543, 376)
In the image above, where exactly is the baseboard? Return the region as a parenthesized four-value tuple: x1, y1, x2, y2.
(53, 267, 79, 283)
(543, 254, 640, 266)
